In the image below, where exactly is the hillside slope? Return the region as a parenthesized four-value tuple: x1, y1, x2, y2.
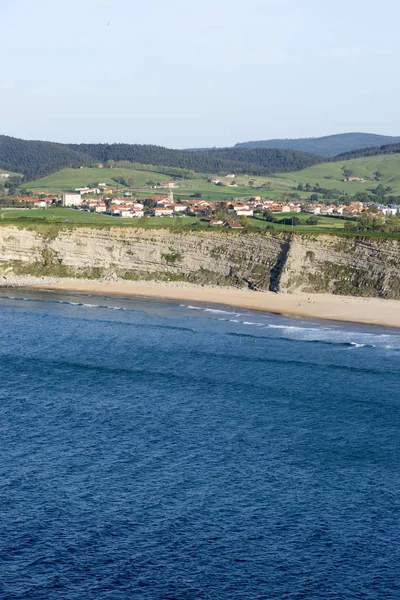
(234, 133, 400, 157)
(270, 154, 400, 195)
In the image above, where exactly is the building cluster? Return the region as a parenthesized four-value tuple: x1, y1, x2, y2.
(5, 188, 400, 222)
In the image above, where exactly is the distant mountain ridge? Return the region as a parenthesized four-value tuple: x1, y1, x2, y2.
(234, 133, 400, 157)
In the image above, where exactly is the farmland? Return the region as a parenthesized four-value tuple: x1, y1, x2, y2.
(23, 153, 400, 200)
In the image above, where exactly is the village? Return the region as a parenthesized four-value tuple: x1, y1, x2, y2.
(1, 171, 399, 231)
(4, 184, 398, 226)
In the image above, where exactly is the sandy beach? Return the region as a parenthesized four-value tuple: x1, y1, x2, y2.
(22, 279, 400, 328)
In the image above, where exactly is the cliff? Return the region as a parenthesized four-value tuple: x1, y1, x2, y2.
(0, 225, 399, 298)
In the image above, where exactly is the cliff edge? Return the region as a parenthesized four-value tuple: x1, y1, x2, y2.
(0, 226, 399, 299)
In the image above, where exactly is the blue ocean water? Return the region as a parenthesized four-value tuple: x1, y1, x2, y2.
(0, 290, 399, 600)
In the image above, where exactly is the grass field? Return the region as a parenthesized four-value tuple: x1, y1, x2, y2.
(2, 207, 400, 238)
(23, 154, 400, 201)
(274, 154, 400, 194)
(24, 167, 298, 199)
(0, 207, 346, 232)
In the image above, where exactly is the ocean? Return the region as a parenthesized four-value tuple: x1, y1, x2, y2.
(0, 290, 399, 599)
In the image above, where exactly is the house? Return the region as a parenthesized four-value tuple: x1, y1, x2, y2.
(225, 173, 236, 178)
(304, 205, 321, 215)
(131, 209, 144, 218)
(30, 199, 48, 208)
(210, 220, 224, 226)
(160, 181, 179, 189)
(62, 193, 82, 207)
(344, 176, 365, 183)
(172, 204, 187, 213)
(209, 178, 220, 184)
(0, 173, 10, 178)
(234, 206, 253, 216)
(80, 187, 101, 195)
(381, 207, 398, 216)
(224, 221, 244, 229)
(95, 202, 107, 213)
(150, 206, 174, 217)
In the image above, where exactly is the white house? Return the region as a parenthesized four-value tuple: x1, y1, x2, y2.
(381, 207, 398, 216)
(0, 173, 10, 178)
(150, 206, 174, 217)
(80, 188, 101, 195)
(234, 206, 254, 216)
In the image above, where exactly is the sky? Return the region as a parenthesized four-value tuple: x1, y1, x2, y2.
(1, 0, 400, 148)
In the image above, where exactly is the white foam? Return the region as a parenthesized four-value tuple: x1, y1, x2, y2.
(204, 308, 239, 315)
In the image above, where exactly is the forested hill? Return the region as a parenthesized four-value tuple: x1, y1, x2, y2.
(335, 142, 400, 161)
(68, 143, 322, 176)
(0, 136, 92, 179)
(0, 135, 323, 180)
(234, 133, 400, 157)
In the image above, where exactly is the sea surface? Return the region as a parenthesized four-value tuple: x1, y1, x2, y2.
(0, 289, 399, 600)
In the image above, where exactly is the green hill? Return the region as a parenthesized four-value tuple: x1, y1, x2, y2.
(269, 154, 400, 195)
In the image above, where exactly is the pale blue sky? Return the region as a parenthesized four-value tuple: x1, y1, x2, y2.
(1, 0, 400, 147)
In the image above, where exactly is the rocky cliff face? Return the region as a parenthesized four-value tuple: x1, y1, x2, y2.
(0, 225, 399, 298)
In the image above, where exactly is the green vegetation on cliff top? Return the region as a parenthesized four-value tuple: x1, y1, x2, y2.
(2, 208, 400, 239)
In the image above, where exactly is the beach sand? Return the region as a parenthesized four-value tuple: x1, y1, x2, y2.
(26, 280, 400, 328)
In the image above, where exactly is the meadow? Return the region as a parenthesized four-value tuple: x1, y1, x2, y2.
(0, 207, 346, 233)
(23, 153, 400, 202)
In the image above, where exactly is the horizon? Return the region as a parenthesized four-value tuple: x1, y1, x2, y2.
(2, 130, 400, 150)
(2, 0, 400, 147)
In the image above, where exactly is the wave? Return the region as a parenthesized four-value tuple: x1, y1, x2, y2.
(227, 331, 378, 349)
(204, 308, 240, 316)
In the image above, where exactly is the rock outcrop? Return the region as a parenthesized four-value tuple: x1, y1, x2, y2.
(0, 225, 399, 298)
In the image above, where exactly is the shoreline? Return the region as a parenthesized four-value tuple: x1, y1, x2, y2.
(11, 278, 400, 329)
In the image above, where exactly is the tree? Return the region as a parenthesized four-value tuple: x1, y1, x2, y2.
(344, 221, 357, 231)
(372, 184, 387, 197)
(263, 209, 275, 222)
(128, 176, 135, 187)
